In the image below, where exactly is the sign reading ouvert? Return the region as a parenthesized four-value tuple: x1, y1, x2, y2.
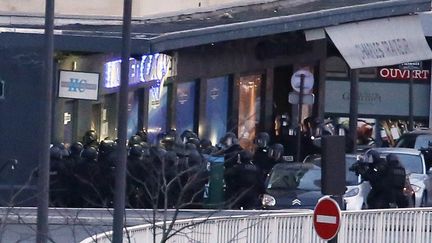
(325, 15, 432, 69)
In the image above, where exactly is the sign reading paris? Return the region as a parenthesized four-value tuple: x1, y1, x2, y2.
(58, 70, 100, 101)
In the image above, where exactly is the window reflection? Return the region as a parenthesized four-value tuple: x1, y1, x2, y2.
(238, 74, 262, 151)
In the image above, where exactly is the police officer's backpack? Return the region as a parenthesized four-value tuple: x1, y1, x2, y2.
(388, 159, 406, 189)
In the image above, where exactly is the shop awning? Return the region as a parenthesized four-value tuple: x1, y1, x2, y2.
(325, 15, 432, 69)
(0, 0, 430, 54)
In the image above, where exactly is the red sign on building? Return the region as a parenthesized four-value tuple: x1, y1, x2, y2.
(313, 196, 341, 241)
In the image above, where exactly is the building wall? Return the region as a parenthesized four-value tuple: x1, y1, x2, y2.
(0, 46, 44, 205)
(0, 0, 276, 17)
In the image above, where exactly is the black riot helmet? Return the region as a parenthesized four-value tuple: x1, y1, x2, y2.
(50, 145, 63, 160)
(136, 129, 148, 143)
(160, 132, 176, 150)
(180, 129, 198, 144)
(128, 135, 142, 147)
(99, 139, 116, 155)
(268, 143, 284, 161)
(254, 132, 270, 148)
(219, 132, 238, 149)
(129, 144, 144, 158)
(82, 130, 98, 147)
(70, 142, 84, 157)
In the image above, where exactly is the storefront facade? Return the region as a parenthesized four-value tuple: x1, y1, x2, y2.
(0, 0, 430, 205)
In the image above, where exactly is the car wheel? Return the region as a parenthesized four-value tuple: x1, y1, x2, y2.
(421, 192, 428, 207)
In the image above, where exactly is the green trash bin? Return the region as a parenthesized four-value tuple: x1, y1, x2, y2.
(203, 155, 225, 209)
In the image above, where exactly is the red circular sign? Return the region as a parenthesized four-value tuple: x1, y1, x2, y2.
(313, 196, 341, 240)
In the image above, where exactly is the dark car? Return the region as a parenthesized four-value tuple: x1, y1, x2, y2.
(261, 155, 416, 210)
(261, 155, 373, 210)
(261, 162, 322, 209)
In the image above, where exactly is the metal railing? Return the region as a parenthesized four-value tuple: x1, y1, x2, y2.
(81, 208, 432, 243)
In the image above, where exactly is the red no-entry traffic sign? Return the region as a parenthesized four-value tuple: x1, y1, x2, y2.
(313, 196, 341, 241)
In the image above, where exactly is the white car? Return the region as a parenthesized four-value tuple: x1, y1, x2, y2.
(366, 147, 432, 207)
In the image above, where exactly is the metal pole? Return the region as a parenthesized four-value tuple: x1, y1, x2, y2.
(408, 71, 414, 131)
(349, 69, 359, 153)
(296, 74, 305, 162)
(37, 0, 54, 242)
(112, 0, 132, 242)
(329, 195, 343, 243)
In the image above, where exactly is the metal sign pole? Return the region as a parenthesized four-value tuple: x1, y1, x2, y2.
(112, 0, 132, 242)
(36, 1, 54, 242)
(296, 74, 305, 162)
(348, 69, 359, 153)
(409, 70, 414, 131)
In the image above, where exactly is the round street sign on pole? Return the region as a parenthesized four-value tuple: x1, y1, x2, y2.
(291, 69, 314, 93)
(313, 196, 341, 241)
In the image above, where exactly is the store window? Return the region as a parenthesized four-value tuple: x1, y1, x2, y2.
(238, 74, 262, 151)
(147, 85, 168, 143)
(127, 91, 139, 139)
(201, 76, 229, 145)
(176, 81, 196, 135)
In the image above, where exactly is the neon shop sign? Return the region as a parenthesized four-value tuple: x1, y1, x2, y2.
(104, 53, 173, 88)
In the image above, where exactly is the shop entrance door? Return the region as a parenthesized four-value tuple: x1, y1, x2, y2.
(237, 74, 262, 151)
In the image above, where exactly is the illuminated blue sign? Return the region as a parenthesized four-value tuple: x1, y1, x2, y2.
(104, 54, 172, 89)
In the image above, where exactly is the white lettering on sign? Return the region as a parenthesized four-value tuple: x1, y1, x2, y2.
(316, 215, 337, 224)
(379, 68, 430, 80)
(355, 38, 411, 64)
(325, 15, 432, 69)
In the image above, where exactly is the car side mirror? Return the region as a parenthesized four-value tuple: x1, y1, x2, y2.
(428, 168, 432, 174)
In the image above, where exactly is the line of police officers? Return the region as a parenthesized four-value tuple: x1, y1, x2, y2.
(49, 129, 288, 209)
(49, 125, 409, 210)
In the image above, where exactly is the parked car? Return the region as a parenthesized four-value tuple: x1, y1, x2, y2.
(261, 153, 416, 210)
(366, 147, 432, 207)
(396, 129, 432, 149)
(395, 129, 432, 170)
(261, 154, 371, 210)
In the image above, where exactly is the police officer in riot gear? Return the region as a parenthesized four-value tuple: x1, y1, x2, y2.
(225, 150, 263, 209)
(82, 130, 99, 148)
(350, 150, 407, 209)
(218, 132, 245, 205)
(219, 132, 244, 169)
(200, 138, 217, 155)
(252, 132, 272, 180)
(75, 145, 101, 207)
(268, 143, 288, 165)
(386, 154, 409, 208)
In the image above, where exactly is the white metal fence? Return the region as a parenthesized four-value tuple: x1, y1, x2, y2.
(81, 208, 432, 243)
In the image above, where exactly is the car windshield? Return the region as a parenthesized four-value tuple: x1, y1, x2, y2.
(396, 135, 417, 148)
(303, 156, 360, 186)
(267, 164, 321, 191)
(396, 134, 432, 149)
